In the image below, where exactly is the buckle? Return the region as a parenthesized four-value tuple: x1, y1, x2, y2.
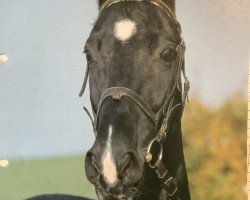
(163, 177, 177, 197)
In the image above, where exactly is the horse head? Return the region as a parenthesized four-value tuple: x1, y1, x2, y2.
(80, 1, 190, 199)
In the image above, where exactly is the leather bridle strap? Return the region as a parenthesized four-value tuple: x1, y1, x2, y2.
(99, 0, 176, 22)
(96, 87, 158, 125)
(79, 62, 89, 97)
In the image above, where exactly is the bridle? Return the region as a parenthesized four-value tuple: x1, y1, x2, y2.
(79, 0, 190, 199)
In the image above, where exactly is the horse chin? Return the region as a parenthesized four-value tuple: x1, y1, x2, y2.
(97, 190, 140, 200)
(95, 177, 144, 200)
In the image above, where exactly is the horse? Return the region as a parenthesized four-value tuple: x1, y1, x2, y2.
(80, 0, 191, 199)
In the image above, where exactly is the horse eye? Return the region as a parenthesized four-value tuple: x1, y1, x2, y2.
(85, 50, 93, 62)
(160, 49, 176, 63)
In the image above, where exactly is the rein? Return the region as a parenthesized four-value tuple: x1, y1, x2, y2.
(79, 0, 190, 198)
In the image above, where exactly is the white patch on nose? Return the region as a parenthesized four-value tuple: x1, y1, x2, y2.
(114, 19, 137, 43)
(102, 125, 118, 185)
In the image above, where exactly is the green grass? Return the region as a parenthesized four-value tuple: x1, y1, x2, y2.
(0, 156, 96, 200)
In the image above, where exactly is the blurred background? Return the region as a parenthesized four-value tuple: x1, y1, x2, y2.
(0, 0, 249, 199)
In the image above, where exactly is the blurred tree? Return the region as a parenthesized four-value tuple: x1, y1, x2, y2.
(182, 94, 246, 200)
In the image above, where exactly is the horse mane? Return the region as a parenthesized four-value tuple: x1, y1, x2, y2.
(98, 0, 175, 13)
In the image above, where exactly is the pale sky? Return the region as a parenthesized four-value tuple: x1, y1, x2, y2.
(0, 0, 249, 159)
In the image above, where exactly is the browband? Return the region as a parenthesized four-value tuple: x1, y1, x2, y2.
(99, 0, 176, 21)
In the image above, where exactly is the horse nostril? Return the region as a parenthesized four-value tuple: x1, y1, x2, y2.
(85, 151, 100, 183)
(120, 153, 132, 173)
(91, 155, 100, 173)
(118, 151, 142, 185)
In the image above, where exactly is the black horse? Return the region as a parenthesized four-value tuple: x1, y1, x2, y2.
(81, 0, 191, 200)
(28, 0, 191, 199)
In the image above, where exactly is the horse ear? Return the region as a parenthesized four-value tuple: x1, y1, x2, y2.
(162, 0, 175, 13)
(98, 0, 105, 8)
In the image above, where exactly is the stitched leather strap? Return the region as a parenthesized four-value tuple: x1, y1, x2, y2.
(99, 0, 176, 22)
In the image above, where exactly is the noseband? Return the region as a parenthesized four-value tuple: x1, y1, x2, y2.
(80, 0, 190, 198)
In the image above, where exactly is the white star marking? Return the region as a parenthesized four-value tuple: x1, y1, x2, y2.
(114, 19, 137, 43)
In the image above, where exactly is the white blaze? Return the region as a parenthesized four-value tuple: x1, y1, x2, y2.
(102, 125, 117, 185)
(114, 19, 137, 43)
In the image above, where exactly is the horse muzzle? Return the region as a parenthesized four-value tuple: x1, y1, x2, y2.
(85, 145, 144, 186)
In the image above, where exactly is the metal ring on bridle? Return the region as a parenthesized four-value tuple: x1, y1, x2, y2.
(146, 138, 163, 168)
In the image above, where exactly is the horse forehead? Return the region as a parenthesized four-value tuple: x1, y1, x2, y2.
(88, 13, 171, 49)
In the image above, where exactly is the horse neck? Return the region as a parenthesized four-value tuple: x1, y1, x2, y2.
(163, 118, 191, 200)
(164, 116, 184, 171)
(140, 119, 190, 200)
